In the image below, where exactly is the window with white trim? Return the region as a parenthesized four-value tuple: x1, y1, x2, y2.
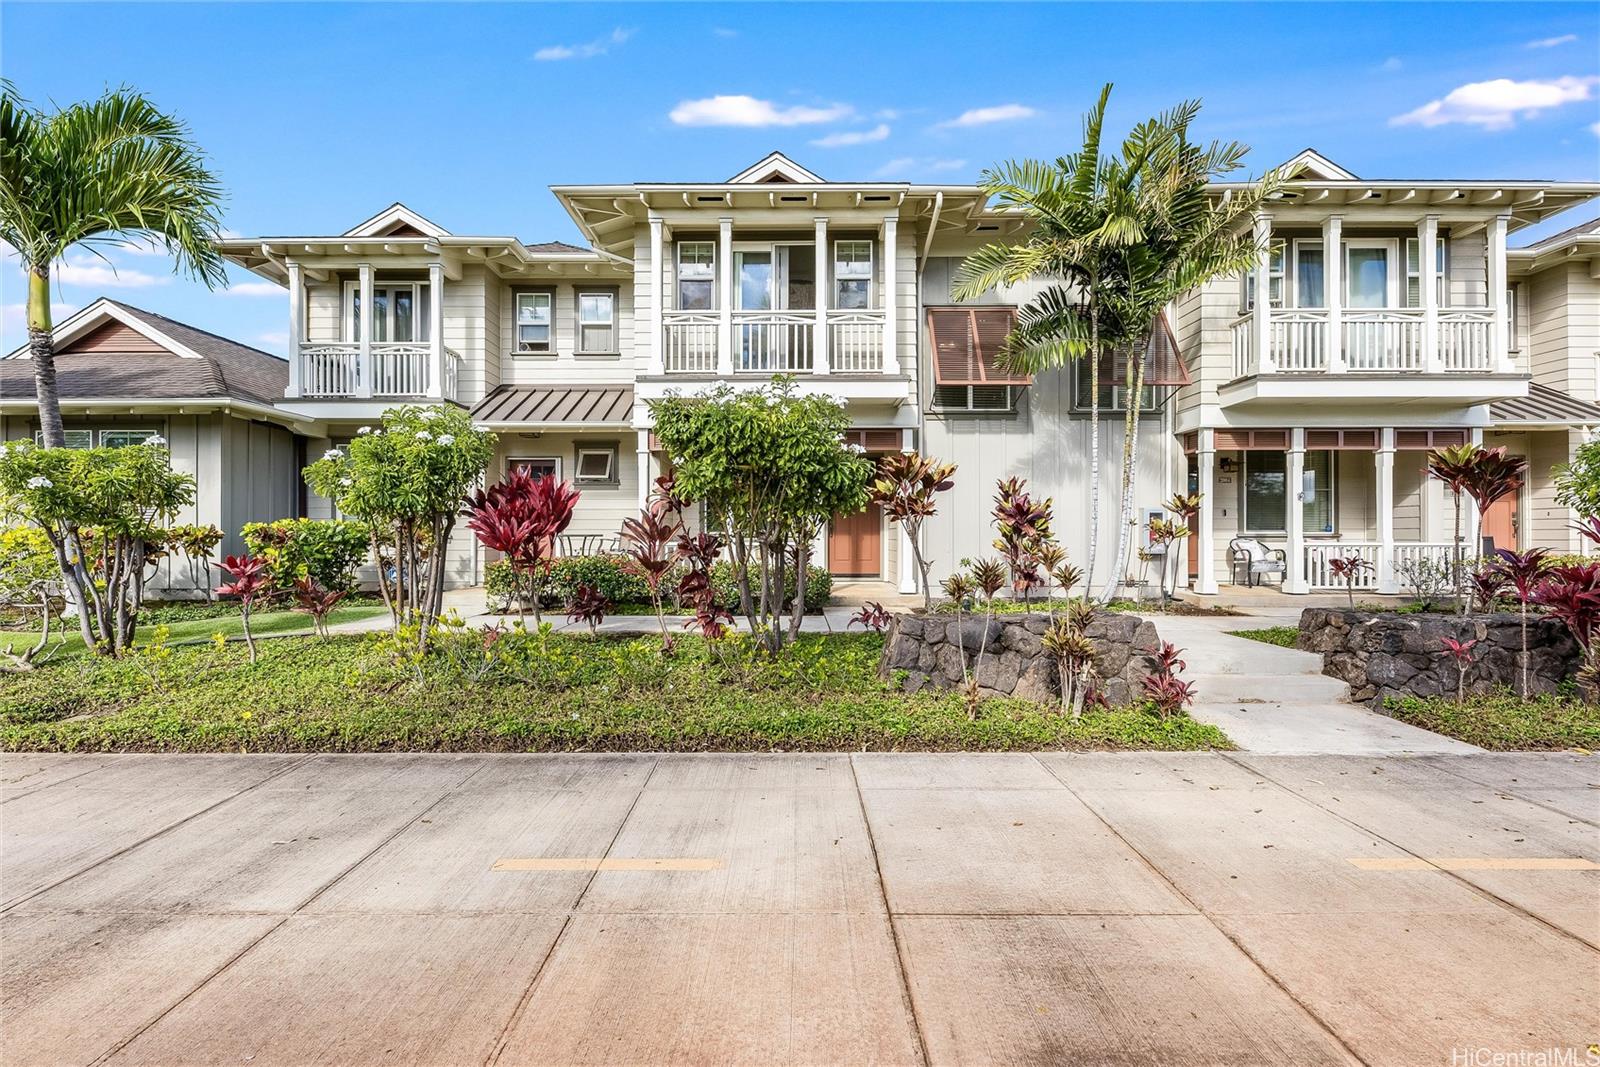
(515, 292, 553, 354)
(1242, 450, 1335, 534)
(508, 456, 560, 480)
(34, 429, 93, 448)
(931, 384, 1015, 413)
(1072, 362, 1157, 412)
(1404, 238, 1447, 307)
(574, 445, 617, 485)
(345, 282, 430, 342)
(577, 291, 616, 354)
(677, 242, 714, 310)
(834, 240, 873, 310)
(99, 430, 159, 449)
(1241, 239, 1285, 311)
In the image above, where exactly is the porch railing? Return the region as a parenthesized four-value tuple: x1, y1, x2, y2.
(1232, 308, 1497, 377)
(298, 342, 461, 400)
(659, 308, 887, 374)
(662, 311, 719, 373)
(1343, 310, 1425, 371)
(828, 309, 884, 372)
(736, 311, 814, 372)
(1302, 540, 1458, 591)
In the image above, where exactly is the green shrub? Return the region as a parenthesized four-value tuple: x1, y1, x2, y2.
(710, 560, 831, 614)
(242, 518, 369, 592)
(485, 554, 832, 613)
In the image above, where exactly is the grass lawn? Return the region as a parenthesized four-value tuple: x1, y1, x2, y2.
(1382, 691, 1600, 751)
(1226, 626, 1300, 649)
(0, 631, 1231, 754)
(0, 603, 390, 659)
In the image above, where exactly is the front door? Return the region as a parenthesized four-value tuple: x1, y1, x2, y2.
(1482, 492, 1518, 553)
(829, 505, 882, 578)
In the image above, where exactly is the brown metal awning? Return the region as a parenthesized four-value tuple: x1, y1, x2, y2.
(927, 306, 1031, 386)
(1491, 382, 1600, 427)
(1098, 312, 1192, 387)
(471, 385, 634, 427)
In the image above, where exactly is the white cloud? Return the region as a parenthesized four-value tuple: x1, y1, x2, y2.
(1591, 120, 1600, 137)
(810, 124, 890, 148)
(3, 301, 76, 331)
(1390, 75, 1599, 130)
(711, 26, 738, 38)
(534, 27, 633, 61)
(935, 104, 1038, 128)
(669, 95, 852, 127)
(54, 259, 167, 288)
(110, 237, 167, 256)
(222, 281, 283, 297)
(1379, 56, 1404, 73)
(1526, 33, 1578, 48)
(872, 157, 967, 179)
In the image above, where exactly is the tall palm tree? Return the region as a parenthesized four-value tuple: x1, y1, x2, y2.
(0, 82, 226, 446)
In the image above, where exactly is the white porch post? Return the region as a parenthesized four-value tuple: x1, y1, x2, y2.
(428, 261, 445, 399)
(813, 217, 830, 374)
(635, 430, 652, 512)
(1323, 215, 1345, 373)
(1252, 213, 1275, 374)
(1285, 428, 1307, 594)
(647, 216, 665, 376)
(898, 426, 917, 594)
(881, 216, 899, 375)
(717, 217, 735, 376)
(1195, 430, 1217, 594)
(1467, 427, 1485, 557)
(1420, 215, 1441, 374)
(1488, 214, 1511, 373)
(285, 260, 303, 399)
(357, 262, 374, 399)
(1376, 428, 1398, 593)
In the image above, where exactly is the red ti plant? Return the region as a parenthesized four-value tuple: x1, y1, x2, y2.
(868, 452, 956, 612)
(848, 601, 892, 633)
(1459, 446, 1527, 616)
(565, 583, 611, 635)
(1141, 641, 1197, 718)
(464, 468, 580, 624)
(1492, 548, 1547, 697)
(624, 483, 686, 647)
(675, 531, 727, 642)
(1533, 562, 1600, 701)
(1326, 554, 1373, 610)
(992, 477, 1055, 609)
(215, 554, 273, 663)
(1468, 563, 1508, 615)
(291, 577, 347, 640)
(1439, 636, 1477, 706)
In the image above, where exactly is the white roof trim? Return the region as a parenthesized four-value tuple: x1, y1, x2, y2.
(1275, 149, 1358, 181)
(1, 298, 207, 362)
(727, 152, 825, 184)
(343, 203, 451, 238)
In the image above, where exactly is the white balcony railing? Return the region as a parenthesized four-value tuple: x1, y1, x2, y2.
(1231, 308, 1497, 378)
(298, 342, 461, 400)
(659, 308, 887, 374)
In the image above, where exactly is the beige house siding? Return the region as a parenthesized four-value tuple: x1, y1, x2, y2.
(497, 280, 636, 385)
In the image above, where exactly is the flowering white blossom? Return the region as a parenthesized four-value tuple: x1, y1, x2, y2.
(846, 443, 867, 454)
(25, 475, 52, 489)
(415, 430, 433, 441)
(146, 434, 167, 447)
(357, 426, 373, 435)
(340, 477, 353, 488)
(322, 449, 343, 461)
(436, 434, 455, 445)
(416, 409, 438, 421)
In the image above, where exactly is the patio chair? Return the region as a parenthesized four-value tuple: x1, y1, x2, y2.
(1229, 537, 1287, 587)
(559, 533, 605, 557)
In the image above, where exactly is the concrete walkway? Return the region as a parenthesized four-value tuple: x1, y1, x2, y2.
(2, 751, 1594, 1066)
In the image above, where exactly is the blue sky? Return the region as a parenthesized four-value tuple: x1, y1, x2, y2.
(2, 1, 1597, 356)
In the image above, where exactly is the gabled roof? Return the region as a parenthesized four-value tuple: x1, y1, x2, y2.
(0, 299, 287, 407)
(727, 152, 825, 184)
(343, 203, 451, 239)
(1512, 216, 1600, 253)
(1275, 149, 1358, 181)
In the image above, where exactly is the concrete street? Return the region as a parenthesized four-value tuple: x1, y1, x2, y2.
(2, 751, 1596, 1066)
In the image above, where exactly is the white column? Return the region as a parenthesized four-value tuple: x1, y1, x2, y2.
(1376, 428, 1397, 593)
(1285, 428, 1307, 594)
(357, 262, 374, 399)
(1195, 430, 1217, 595)
(428, 261, 445, 399)
(1488, 214, 1511, 373)
(1467, 427, 1485, 557)
(1420, 215, 1441, 373)
(813, 217, 829, 374)
(881, 216, 899, 375)
(635, 430, 652, 513)
(898, 426, 916, 593)
(1252, 214, 1275, 374)
(1322, 215, 1344, 373)
(647, 216, 665, 376)
(285, 260, 303, 398)
(718, 217, 734, 376)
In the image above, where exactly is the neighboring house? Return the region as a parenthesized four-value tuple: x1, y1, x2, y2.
(195, 149, 1599, 598)
(0, 298, 308, 595)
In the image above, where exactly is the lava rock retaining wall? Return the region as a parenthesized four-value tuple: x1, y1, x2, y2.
(1297, 608, 1581, 706)
(877, 612, 1162, 706)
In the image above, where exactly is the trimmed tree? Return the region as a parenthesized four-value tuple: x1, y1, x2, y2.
(869, 451, 955, 612)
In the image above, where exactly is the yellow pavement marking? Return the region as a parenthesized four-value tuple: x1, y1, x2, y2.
(1348, 857, 1599, 872)
(493, 857, 725, 872)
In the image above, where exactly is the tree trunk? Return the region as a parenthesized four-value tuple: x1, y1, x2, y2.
(1452, 493, 1466, 617)
(1083, 281, 1102, 594)
(28, 269, 66, 449)
(1100, 338, 1149, 605)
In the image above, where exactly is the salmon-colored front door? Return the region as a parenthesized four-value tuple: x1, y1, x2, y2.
(1482, 492, 1518, 553)
(829, 505, 882, 578)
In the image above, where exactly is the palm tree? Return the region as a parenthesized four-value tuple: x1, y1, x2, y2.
(0, 82, 226, 446)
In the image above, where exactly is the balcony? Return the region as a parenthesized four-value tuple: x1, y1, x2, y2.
(298, 342, 462, 401)
(1230, 308, 1498, 377)
(660, 309, 887, 376)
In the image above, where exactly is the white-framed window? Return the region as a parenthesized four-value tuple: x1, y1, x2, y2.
(514, 291, 554, 354)
(1241, 239, 1286, 311)
(1243, 450, 1335, 534)
(344, 281, 430, 342)
(34, 429, 94, 449)
(834, 240, 873, 310)
(1292, 240, 1325, 308)
(99, 429, 159, 449)
(508, 456, 561, 481)
(677, 242, 715, 310)
(1072, 362, 1157, 412)
(574, 445, 618, 485)
(1404, 238, 1447, 307)
(931, 384, 1015, 413)
(577, 291, 616, 354)
(1345, 240, 1398, 309)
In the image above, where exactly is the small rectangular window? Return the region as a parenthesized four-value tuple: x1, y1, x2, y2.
(515, 292, 553, 354)
(1073, 364, 1157, 412)
(834, 240, 873, 310)
(575, 446, 617, 484)
(508, 457, 560, 481)
(34, 429, 94, 449)
(677, 242, 715, 311)
(1241, 239, 1286, 311)
(1295, 241, 1325, 309)
(932, 384, 1014, 413)
(577, 292, 615, 353)
(99, 430, 157, 449)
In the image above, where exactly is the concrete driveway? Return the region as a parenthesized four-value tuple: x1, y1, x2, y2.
(2, 751, 1595, 1066)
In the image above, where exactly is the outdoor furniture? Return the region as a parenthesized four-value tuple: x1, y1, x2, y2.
(1230, 537, 1287, 587)
(558, 533, 606, 557)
